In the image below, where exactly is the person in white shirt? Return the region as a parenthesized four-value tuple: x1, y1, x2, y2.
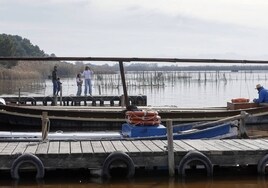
(81, 66, 93, 96)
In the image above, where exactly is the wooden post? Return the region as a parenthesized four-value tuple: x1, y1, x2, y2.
(166, 119, 175, 177)
(53, 95, 57, 106)
(98, 85, 101, 95)
(18, 88, 21, 105)
(120, 95, 125, 107)
(41, 112, 48, 141)
(239, 111, 249, 138)
(59, 84, 62, 106)
(119, 61, 129, 108)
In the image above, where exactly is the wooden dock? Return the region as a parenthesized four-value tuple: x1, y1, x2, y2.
(2, 139, 268, 179)
(2, 95, 147, 106)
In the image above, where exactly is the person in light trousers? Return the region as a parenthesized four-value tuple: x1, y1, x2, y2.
(81, 66, 93, 96)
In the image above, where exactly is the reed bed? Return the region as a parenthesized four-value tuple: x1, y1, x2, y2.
(2, 69, 268, 96)
(94, 71, 268, 94)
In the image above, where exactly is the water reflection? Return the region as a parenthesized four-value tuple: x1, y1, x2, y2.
(0, 79, 45, 96)
(0, 168, 268, 188)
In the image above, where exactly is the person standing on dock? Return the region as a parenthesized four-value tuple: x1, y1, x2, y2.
(82, 66, 93, 96)
(76, 73, 83, 96)
(253, 84, 268, 103)
(52, 66, 58, 96)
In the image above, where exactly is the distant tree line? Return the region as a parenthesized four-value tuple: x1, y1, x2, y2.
(0, 34, 50, 68)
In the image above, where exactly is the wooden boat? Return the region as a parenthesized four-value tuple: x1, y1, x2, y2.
(0, 120, 238, 141)
(0, 100, 267, 132)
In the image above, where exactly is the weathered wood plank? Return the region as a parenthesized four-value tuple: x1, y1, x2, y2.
(101, 141, 116, 153)
(258, 139, 268, 147)
(251, 139, 268, 149)
(203, 140, 231, 151)
(48, 141, 59, 154)
(121, 141, 139, 153)
(131, 141, 151, 152)
(70, 141, 82, 154)
(223, 140, 254, 150)
(182, 140, 219, 151)
(233, 139, 263, 150)
(59, 141, 70, 154)
(0, 143, 8, 153)
(212, 140, 244, 151)
(0, 142, 18, 155)
(81, 141, 93, 153)
(91, 141, 105, 153)
(24, 142, 39, 154)
(12, 142, 28, 155)
(172, 140, 195, 152)
(151, 140, 167, 151)
(141, 140, 163, 152)
(111, 141, 128, 152)
(36, 141, 49, 155)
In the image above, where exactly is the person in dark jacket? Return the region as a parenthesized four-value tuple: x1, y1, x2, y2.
(253, 84, 268, 103)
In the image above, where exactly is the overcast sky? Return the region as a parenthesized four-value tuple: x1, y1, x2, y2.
(1, 0, 268, 60)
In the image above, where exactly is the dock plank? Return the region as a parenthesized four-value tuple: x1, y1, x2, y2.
(36, 141, 49, 155)
(151, 140, 167, 151)
(111, 141, 128, 152)
(251, 139, 268, 149)
(212, 140, 244, 151)
(131, 141, 151, 152)
(233, 139, 263, 150)
(91, 141, 105, 153)
(0, 142, 18, 155)
(182, 140, 220, 152)
(70, 142, 82, 154)
(101, 141, 116, 153)
(203, 140, 232, 151)
(141, 140, 164, 152)
(24, 142, 39, 154)
(12, 142, 28, 155)
(121, 141, 139, 153)
(223, 140, 254, 150)
(0, 143, 8, 153)
(48, 141, 59, 154)
(81, 141, 93, 153)
(258, 139, 268, 146)
(59, 141, 70, 154)
(172, 140, 195, 152)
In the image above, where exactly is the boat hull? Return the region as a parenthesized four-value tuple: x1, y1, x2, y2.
(0, 104, 267, 131)
(0, 122, 237, 141)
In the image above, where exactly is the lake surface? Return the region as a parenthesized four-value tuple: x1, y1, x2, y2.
(0, 168, 266, 188)
(1, 70, 268, 187)
(1, 71, 268, 107)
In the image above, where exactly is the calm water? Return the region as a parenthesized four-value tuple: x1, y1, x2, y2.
(1, 70, 268, 187)
(1, 71, 268, 107)
(0, 168, 267, 188)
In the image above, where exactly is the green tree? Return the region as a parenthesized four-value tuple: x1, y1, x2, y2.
(0, 34, 47, 68)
